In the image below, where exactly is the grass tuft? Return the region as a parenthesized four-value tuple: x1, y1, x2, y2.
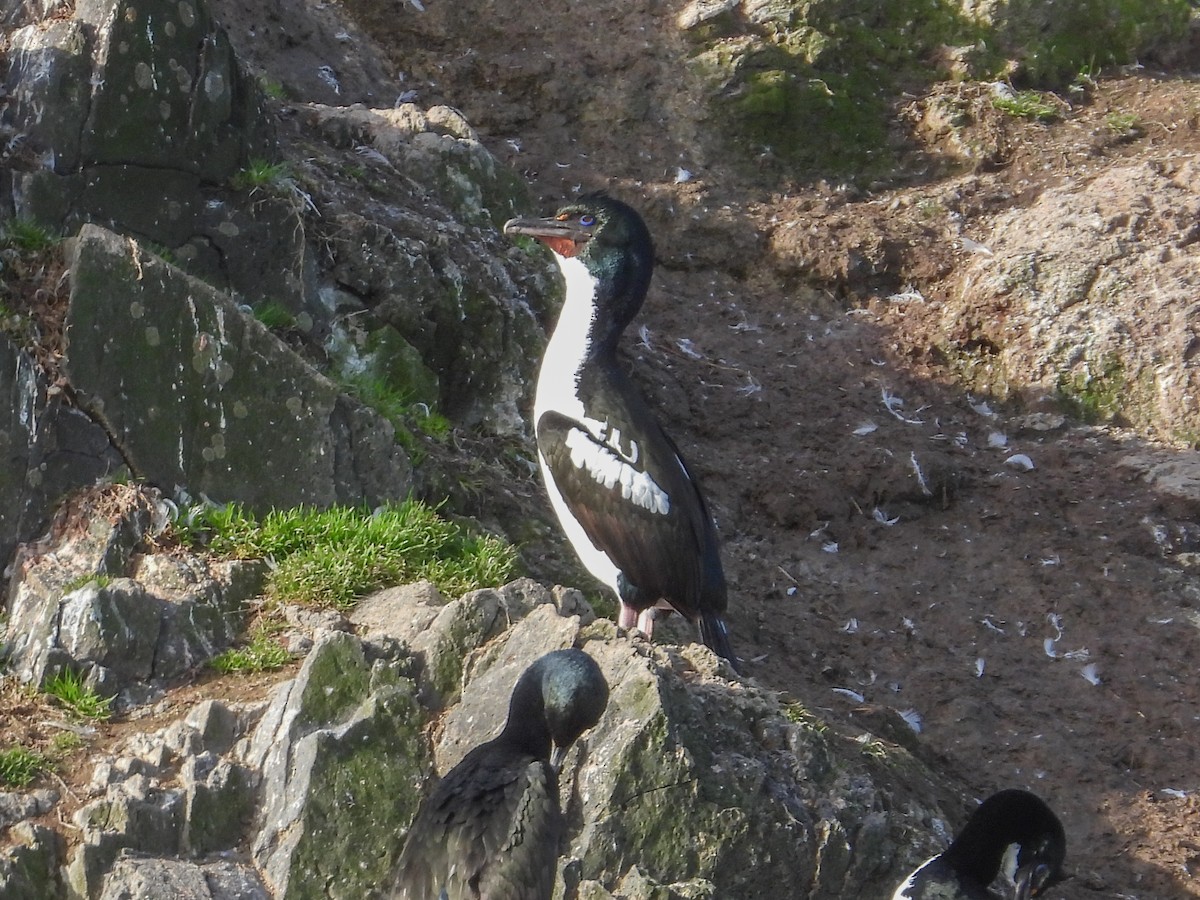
(43, 669, 114, 722)
(0, 746, 49, 788)
(337, 373, 453, 458)
(231, 159, 292, 191)
(178, 499, 518, 611)
(252, 301, 297, 331)
(210, 624, 291, 674)
(992, 89, 1059, 121)
(0, 220, 59, 253)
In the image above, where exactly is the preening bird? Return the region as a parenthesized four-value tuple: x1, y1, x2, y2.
(389, 648, 609, 900)
(504, 193, 740, 673)
(893, 789, 1067, 899)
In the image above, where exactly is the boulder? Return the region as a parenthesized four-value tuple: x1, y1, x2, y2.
(3, 484, 266, 696)
(0, 334, 123, 573)
(63, 225, 413, 511)
(245, 632, 429, 900)
(0, 575, 968, 899)
(939, 158, 1200, 445)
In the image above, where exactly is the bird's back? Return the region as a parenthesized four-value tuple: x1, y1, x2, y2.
(390, 741, 564, 900)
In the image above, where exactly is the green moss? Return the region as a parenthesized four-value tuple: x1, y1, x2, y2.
(293, 633, 371, 729)
(1014, 0, 1191, 87)
(1056, 356, 1126, 424)
(694, 0, 1190, 179)
(287, 684, 430, 900)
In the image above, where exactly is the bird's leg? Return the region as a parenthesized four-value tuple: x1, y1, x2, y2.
(617, 603, 638, 630)
(635, 607, 657, 639)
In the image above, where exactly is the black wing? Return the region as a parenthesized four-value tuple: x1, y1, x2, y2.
(537, 383, 726, 622)
(390, 743, 563, 900)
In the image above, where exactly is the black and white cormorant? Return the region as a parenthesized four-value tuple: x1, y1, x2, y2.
(389, 648, 609, 900)
(504, 193, 740, 673)
(893, 789, 1067, 899)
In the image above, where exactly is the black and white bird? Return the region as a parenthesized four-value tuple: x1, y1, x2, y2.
(893, 789, 1067, 900)
(504, 193, 740, 673)
(389, 648, 609, 900)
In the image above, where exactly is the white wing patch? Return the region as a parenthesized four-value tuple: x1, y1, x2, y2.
(565, 426, 670, 515)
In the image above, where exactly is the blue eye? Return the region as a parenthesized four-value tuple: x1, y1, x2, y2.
(580, 215, 595, 226)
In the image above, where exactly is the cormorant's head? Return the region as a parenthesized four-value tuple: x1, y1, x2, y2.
(945, 789, 1067, 898)
(504, 193, 654, 325)
(503, 648, 609, 768)
(1011, 809, 1068, 899)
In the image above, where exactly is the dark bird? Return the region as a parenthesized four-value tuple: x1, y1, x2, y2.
(504, 193, 740, 673)
(893, 789, 1067, 900)
(390, 648, 609, 900)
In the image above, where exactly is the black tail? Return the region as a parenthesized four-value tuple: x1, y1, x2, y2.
(698, 614, 742, 675)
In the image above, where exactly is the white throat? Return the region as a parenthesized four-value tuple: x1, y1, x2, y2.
(534, 255, 600, 422)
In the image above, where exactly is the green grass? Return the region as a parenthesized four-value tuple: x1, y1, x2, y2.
(210, 624, 291, 674)
(43, 669, 114, 722)
(1105, 111, 1142, 137)
(0, 747, 49, 788)
(992, 89, 1060, 121)
(62, 573, 112, 593)
(337, 373, 453, 460)
(231, 159, 292, 191)
(252, 301, 297, 331)
(180, 499, 518, 611)
(0, 219, 58, 253)
(49, 732, 84, 755)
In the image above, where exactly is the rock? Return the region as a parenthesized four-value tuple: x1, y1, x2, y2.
(180, 755, 255, 856)
(0, 790, 59, 830)
(3, 484, 266, 694)
(245, 632, 429, 900)
(0, 577, 967, 898)
(97, 855, 268, 900)
(68, 787, 187, 898)
(0, 823, 65, 900)
(98, 855, 211, 900)
(58, 579, 162, 682)
(63, 225, 413, 512)
(941, 159, 1200, 445)
(0, 334, 124, 573)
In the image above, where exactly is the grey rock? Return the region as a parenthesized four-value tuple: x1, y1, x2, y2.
(58, 579, 162, 683)
(181, 757, 255, 855)
(0, 822, 65, 900)
(0, 789, 58, 830)
(64, 224, 413, 512)
(4, 484, 264, 693)
(183, 701, 241, 758)
(246, 632, 429, 899)
(94, 853, 270, 900)
(69, 788, 186, 898)
(201, 860, 271, 900)
(0, 288, 124, 575)
(98, 854, 215, 900)
(348, 580, 447, 640)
